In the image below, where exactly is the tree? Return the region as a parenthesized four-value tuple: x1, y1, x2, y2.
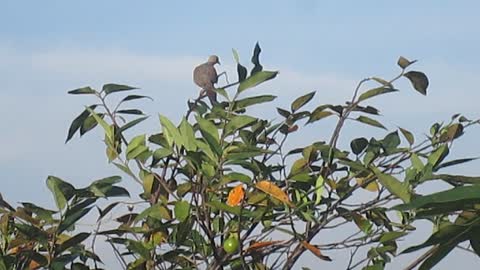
(1, 44, 479, 270)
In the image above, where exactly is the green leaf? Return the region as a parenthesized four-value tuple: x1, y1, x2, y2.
(428, 145, 449, 169)
(153, 148, 173, 161)
(379, 231, 407, 243)
(425, 174, 480, 185)
(315, 175, 324, 205)
(66, 105, 98, 143)
(234, 95, 276, 109)
(196, 116, 221, 155)
(307, 109, 334, 124)
(126, 134, 146, 155)
(225, 115, 257, 136)
(352, 212, 372, 234)
(46, 176, 76, 210)
(174, 200, 190, 222)
(102, 83, 137, 95)
(399, 127, 415, 145)
(116, 109, 144, 115)
(277, 107, 291, 118)
(404, 71, 429, 95)
(179, 118, 197, 151)
(372, 167, 410, 203)
(392, 185, 480, 211)
(358, 87, 398, 102)
(436, 157, 478, 170)
(207, 201, 241, 216)
(120, 94, 153, 103)
(250, 42, 263, 75)
(238, 71, 278, 93)
(85, 106, 113, 141)
(355, 116, 386, 130)
(58, 207, 92, 234)
(291, 91, 316, 112)
(402, 224, 470, 255)
(159, 115, 183, 147)
(119, 116, 148, 133)
(68, 86, 96, 95)
(57, 233, 90, 253)
(80, 114, 101, 136)
(419, 242, 456, 270)
(350, 138, 368, 155)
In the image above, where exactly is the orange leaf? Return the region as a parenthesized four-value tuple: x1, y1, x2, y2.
(245, 240, 284, 252)
(301, 241, 332, 261)
(226, 184, 245, 206)
(255, 180, 294, 207)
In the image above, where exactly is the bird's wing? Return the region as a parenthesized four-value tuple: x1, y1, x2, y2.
(193, 63, 217, 90)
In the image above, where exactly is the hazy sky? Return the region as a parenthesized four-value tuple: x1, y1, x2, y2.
(1, 1, 480, 269)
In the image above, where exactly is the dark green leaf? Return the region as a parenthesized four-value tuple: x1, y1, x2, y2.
(58, 233, 90, 253)
(58, 207, 92, 234)
(277, 107, 291, 118)
(174, 201, 190, 222)
(419, 243, 456, 270)
(399, 127, 415, 145)
(46, 176, 76, 210)
(350, 138, 368, 155)
(250, 42, 263, 75)
(291, 91, 316, 112)
(119, 116, 148, 133)
(234, 95, 276, 109)
(392, 185, 480, 211)
(404, 71, 429, 95)
(428, 145, 449, 169)
(80, 114, 101, 136)
(116, 109, 144, 115)
(120, 94, 153, 103)
(355, 116, 386, 130)
(68, 86, 96, 95)
(102, 83, 137, 95)
(238, 71, 278, 93)
(66, 105, 97, 143)
(436, 157, 478, 170)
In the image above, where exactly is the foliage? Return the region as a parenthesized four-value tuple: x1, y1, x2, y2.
(1, 44, 480, 270)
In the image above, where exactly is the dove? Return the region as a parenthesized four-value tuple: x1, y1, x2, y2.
(193, 55, 220, 104)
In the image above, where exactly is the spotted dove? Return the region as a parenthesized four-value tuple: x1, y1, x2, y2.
(193, 55, 220, 104)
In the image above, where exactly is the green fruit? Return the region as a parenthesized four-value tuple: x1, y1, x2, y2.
(223, 236, 239, 254)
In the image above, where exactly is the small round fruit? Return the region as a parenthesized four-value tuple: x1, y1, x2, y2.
(223, 237, 239, 254)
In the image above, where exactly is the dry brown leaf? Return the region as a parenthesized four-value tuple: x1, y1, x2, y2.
(245, 240, 285, 253)
(301, 240, 332, 261)
(255, 180, 294, 207)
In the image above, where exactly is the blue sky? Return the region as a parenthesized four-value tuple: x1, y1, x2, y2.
(1, 1, 480, 269)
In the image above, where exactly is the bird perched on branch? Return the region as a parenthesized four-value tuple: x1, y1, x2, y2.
(193, 55, 220, 105)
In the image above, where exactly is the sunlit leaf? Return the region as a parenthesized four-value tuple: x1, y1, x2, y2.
(174, 200, 190, 222)
(226, 184, 245, 207)
(372, 167, 410, 203)
(358, 87, 398, 102)
(255, 180, 294, 207)
(238, 71, 278, 93)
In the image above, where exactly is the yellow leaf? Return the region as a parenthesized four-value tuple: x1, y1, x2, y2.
(301, 241, 332, 261)
(227, 184, 245, 207)
(356, 177, 379, 192)
(255, 180, 294, 207)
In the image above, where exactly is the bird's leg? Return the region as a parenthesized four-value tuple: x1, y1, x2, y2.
(217, 71, 229, 85)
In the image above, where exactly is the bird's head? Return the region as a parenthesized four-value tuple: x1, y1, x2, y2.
(207, 55, 220, 65)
